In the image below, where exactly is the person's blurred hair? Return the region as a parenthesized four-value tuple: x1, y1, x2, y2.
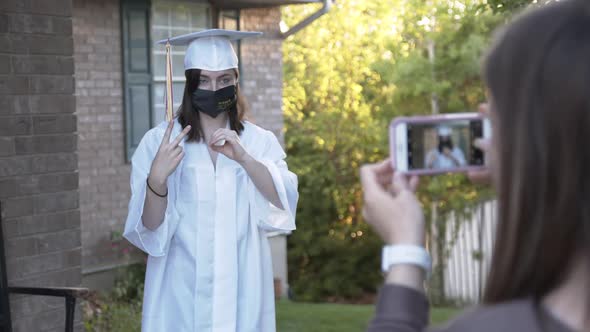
(482, 0, 590, 304)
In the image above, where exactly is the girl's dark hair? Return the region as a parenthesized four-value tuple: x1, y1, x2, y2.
(437, 136, 453, 153)
(483, 0, 590, 303)
(177, 69, 247, 142)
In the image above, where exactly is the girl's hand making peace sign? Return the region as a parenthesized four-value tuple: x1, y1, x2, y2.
(148, 120, 192, 190)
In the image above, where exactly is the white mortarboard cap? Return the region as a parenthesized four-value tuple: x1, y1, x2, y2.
(437, 126, 452, 136)
(156, 29, 262, 71)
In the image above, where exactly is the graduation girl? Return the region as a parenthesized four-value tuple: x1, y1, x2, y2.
(123, 29, 299, 332)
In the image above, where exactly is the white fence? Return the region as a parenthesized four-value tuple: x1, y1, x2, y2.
(442, 201, 497, 304)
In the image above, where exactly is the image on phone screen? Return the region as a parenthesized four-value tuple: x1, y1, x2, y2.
(407, 120, 484, 171)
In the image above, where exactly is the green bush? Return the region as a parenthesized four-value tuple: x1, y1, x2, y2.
(84, 263, 145, 332)
(111, 263, 146, 303)
(84, 300, 141, 332)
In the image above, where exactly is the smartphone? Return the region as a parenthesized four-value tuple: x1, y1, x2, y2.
(390, 113, 491, 175)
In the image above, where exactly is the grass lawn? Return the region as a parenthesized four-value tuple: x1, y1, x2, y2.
(85, 300, 460, 331)
(276, 301, 460, 332)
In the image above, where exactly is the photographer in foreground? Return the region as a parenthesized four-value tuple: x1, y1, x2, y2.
(362, 1, 590, 331)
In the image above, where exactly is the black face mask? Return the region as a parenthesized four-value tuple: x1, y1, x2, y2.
(191, 85, 237, 118)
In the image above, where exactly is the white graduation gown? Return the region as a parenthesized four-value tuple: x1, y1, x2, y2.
(123, 119, 298, 332)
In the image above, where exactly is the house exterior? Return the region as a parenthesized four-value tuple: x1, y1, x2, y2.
(1, 0, 325, 330)
(1, 1, 82, 330)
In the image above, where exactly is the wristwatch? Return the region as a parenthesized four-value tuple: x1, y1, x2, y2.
(381, 245, 432, 278)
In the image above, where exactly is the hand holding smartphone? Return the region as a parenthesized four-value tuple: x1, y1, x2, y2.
(390, 112, 491, 176)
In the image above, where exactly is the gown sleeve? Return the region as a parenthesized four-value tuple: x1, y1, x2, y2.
(123, 129, 181, 257)
(248, 130, 299, 232)
(367, 284, 429, 332)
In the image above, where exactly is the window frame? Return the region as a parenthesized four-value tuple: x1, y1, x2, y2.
(122, 0, 242, 161)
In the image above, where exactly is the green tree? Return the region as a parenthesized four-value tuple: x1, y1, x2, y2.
(283, 0, 504, 303)
(487, 0, 533, 13)
(283, 1, 395, 302)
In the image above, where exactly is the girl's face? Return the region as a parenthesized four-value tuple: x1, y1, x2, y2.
(198, 69, 237, 91)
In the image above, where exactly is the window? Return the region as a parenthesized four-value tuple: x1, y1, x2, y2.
(151, 0, 212, 126)
(220, 9, 239, 30)
(219, 10, 241, 75)
(122, 0, 241, 160)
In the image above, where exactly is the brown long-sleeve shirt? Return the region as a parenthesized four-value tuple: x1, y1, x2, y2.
(367, 285, 575, 332)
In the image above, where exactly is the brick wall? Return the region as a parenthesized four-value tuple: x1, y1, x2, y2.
(0, 0, 83, 331)
(240, 7, 290, 298)
(240, 7, 285, 143)
(72, 0, 131, 279)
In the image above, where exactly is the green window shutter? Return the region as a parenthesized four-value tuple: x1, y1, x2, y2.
(122, 0, 153, 161)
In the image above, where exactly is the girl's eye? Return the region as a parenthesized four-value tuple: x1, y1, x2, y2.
(222, 78, 231, 84)
(199, 79, 208, 84)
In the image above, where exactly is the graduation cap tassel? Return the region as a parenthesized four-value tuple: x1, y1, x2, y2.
(165, 40, 174, 122)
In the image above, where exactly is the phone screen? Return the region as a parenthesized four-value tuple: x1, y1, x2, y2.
(406, 120, 484, 171)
